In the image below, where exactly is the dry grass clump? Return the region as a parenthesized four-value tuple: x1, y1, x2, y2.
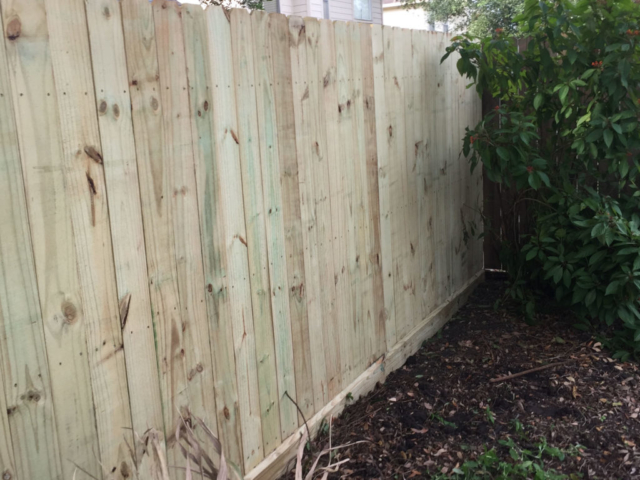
(73, 411, 357, 480)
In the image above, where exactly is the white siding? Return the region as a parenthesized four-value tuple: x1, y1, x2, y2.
(291, 0, 308, 16)
(309, 0, 324, 18)
(262, 0, 382, 23)
(264, 0, 278, 13)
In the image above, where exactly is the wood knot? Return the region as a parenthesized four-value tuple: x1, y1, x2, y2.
(196, 363, 203, 372)
(2, 469, 12, 480)
(61, 301, 77, 324)
(388, 125, 393, 137)
(21, 390, 41, 403)
(203, 100, 209, 111)
(6, 17, 21, 41)
(84, 146, 103, 164)
(120, 462, 131, 478)
(113, 104, 120, 118)
(150, 96, 159, 111)
(86, 173, 97, 195)
(223, 406, 230, 419)
(98, 100, 108, 115)
(207, 284, 213, 293)
(119, 293, 131, 330)
(6, 406, 17, 417)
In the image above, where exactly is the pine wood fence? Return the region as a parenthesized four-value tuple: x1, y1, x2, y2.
(0, 1, 483, 479)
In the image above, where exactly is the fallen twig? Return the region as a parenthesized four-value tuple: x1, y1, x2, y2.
(489, 360, 571, 383)
(285, 390, 313, 449)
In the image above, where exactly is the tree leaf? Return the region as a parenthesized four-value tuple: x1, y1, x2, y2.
(534, 93, 544, 110)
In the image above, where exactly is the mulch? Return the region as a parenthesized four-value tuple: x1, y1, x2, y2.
(282, 275, 640, 479)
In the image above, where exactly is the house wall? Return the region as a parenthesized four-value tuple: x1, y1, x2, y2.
(265, 0, 382, 23)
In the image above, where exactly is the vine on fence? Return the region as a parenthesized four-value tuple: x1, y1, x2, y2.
(443, 0, 640, 360)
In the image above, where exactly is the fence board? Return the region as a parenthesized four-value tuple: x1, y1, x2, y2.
(250, 9, 299, 441)
(205, 6, 264, 471)
(230, 7, 281, 456)
(153, 0, 224, 468)
(85, 0, 166, 446)
(349, 22, 377, 371)
(334, 20, 359, 383)
(359, 23, 386, 362)
(119, 0, 186, 466)
(289, 15, 329, 409)
(0, 6, 62, 478)
(432, 33, 449, 306)
(181, 5, 244, 467)
(1, 0, 99, 476)
(43, 1, 139, 477)
(371, 24, 397, 351)
(0, 6, 483, 476)
(384, 27, 412, 341)
(414, 30, 432, 319)
(269, 12, 315, 421)
(303, 17, 342, 400)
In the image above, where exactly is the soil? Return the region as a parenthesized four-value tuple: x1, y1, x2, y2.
(282, 275, 640, 479)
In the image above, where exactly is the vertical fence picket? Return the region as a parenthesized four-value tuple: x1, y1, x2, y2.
(153, 0, 223, 468)
(181, 4, 244, 467)
(269, 12, 315, 421)
(0, 5, 63, 477)
(303, 17, 342, 400)
(401, 29, 420, 331)
(359, 23, 386, 361)
(43, 0, 139, 476)
(371, 24, 397, 351)
(230, 7, 282, 456)
(289, 15, 329, 410)
(205, 5, 265, 471)
(250, 9, 299, 441)
(85, 0, 166, 449)
(334, 20, 359, 383)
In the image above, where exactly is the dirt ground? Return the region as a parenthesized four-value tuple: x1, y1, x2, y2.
(283, 276, 640, 479)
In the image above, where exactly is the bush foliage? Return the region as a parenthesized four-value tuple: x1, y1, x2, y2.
(443, 0, 640, 360)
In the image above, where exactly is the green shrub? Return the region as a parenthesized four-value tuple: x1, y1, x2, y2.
(443, 0, 640, 360)
(437, 437, 580, 479)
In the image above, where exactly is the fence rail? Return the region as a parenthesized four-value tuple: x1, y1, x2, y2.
(0, 1, 482, 478)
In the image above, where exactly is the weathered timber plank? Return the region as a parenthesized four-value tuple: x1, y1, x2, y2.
(43, 0, 138, 476)
(85, 0, 166, 445)
(318, 17, 345, 396)
(230, 7, 281, 456)
(384, 27, 411, 341)
(371, 24, 397, 351)
(334, 19, 359, 384)
(0, 5, 63, 476)
(250, 9, 299, 441)
(304, 17, 342, 399)
(289, 15, 328, 410)
(359, 23, 386, 362)
(181, 4, 244, 467)
(151, 0, 223, 467)
(204, 5, 265, 471)
(269, 12, 315, 421)
(401, 27, 420, 330)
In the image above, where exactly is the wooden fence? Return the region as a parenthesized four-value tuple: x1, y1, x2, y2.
(0, 1, 482, 479)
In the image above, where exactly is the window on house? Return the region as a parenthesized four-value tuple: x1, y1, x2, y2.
(354, 0, 372, 21)
(323, 0, 330, 19)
